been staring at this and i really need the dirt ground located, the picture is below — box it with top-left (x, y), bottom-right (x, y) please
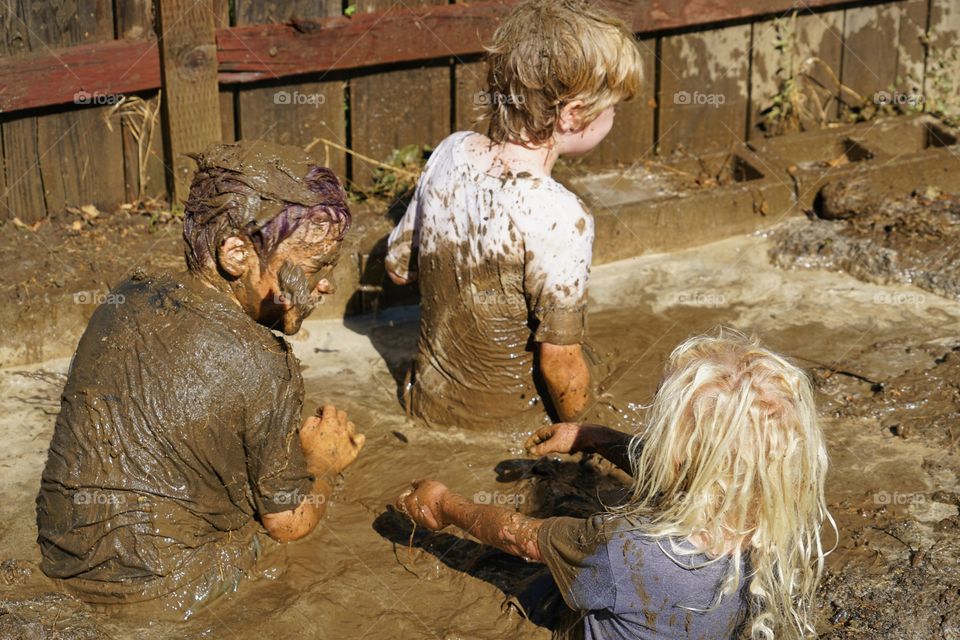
top-left (1, 202), bottom-right (959, 638)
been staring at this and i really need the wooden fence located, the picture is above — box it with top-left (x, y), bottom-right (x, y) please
top-left (0, 0), bottom-right (957, 223)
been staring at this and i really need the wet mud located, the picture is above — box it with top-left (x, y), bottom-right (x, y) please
top-left (770, 183), bottom-right (960, 300)
top-left (36, 271), bottom-right (312, 616)
top-left (1, 231), bottom-right (959, 639)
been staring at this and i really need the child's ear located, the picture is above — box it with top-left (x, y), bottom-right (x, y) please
top-left (558, 100), bottom-right (586, 133)
top-left (217, 236), bottom-right (253, 278)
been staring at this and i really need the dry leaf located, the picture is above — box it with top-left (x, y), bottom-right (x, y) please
top-left (12, 217), bottom-right (43, 232)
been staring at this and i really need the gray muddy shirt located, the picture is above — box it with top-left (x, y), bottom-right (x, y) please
top-left (36, 271), bottom-right (314, 608)
top-left (539, 515), bottom-right (749, 640)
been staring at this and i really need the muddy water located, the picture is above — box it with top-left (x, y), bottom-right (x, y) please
top-left (2, 233), bottom-right (960, 639)
top-left (771, 186), bottom-right (960, 300)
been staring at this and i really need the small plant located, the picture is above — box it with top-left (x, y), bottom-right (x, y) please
top-left (923, 36), bottom-right (960, 126)
top-left (104, 92), bottom-right (163, 206)
top-left (760, 13), bottom-right (862, 134)
top-left (303, 137), bottom-right (430, 201)
top-left (370, 144), bottom-right (432, 199)
top-left (762, 15), bottom-right (802, 134)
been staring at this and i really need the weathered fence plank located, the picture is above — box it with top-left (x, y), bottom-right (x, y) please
top-left (925, 0), bottom-right (960, 122)
top-left (454, 59), bottom-right (488, 134)
top-left (20, 0), bottom-right (125, 218)
top-left (234, 1), bottom-right (346, 180)
top-left (156, 0), bottom-right (222, 204)
top-left (659, 24), bottom-right (752, 153)
top-left (115, 0), bottom-right (166, 202)
top-left (841, 4), bottom-right (900, 111)
top-left (897, 0), bottom-right (928, 98)
top-left (584, 36), bottom-right (657, 168)
top-left (350, 0), bottom-right (451, 186)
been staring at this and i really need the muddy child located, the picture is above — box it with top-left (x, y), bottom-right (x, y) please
top-left (397, 331), bottom-right (833, 639)
top-left (36, 141), bottom-right (365, 617)
top-left (385, 0), bottom-right (643, 429)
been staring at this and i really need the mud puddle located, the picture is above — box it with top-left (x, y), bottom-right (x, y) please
top-left (1, 232), bottom-right (959, 639)
top-left (770, 184), bottom-right (960, 301)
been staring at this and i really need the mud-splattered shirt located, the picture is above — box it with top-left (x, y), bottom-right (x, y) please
top-left (386, 131), bottom-right (594, 429)
top-left (538, 515), bottom-right (748, 640)
top-left (36, 272), bottom-right (314, 607)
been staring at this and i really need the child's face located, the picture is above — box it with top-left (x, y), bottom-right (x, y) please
top-left (556, 105), bottom-right (616, 156)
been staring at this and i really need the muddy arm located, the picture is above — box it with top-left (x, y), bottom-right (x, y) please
top-left (262, 474), bottom-right (334, 542)
top-left (387, 269), bottom-right (417, 286)
top-left (441, 492), bottom-right (545, 562)
top-left (526, 423), bottom-right (635, 475)
top-left (264, 405), bottom-right (365, 543)
top-left (539, 342), bottom-right (591, 422)
top-left (397, 480), bottom-right (544, 562)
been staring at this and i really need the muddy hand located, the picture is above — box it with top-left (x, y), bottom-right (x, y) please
top-left (301, 404), bottom-right (366, 475)
top-left (525, 423), bottom-right (583, 456)
top-left (396, 479), bottom-right (449, 531)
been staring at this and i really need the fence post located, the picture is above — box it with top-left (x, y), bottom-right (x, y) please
top-left (157, 0), bottom-right (222, 205)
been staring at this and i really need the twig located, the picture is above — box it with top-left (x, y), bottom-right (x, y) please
top-left (304, 136), bottom-right (420, 179)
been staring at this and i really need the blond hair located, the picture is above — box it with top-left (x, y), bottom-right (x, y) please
top-left (615, 329), bottom-right (833, 639)
top-left (483, 0), bottom-right (643, 145)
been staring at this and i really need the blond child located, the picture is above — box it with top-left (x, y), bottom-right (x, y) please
top-left (385, 0), bottom-right (643, 429)
top-left (397, 330), bottom-right (833, 639)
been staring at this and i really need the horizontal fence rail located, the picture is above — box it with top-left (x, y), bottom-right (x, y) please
top-left (0, 0), bottom-right (870, 114)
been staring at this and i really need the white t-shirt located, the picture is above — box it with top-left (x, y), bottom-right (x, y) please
top-left (387, 131), bottom-right (594, 429)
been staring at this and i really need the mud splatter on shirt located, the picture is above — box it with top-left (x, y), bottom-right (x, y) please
top-left (387, 132), bottom-right (594, 429)
top-left (36, 272), bottom-right (314, 612)
top-left (538, 515), bottom-right (748, 640)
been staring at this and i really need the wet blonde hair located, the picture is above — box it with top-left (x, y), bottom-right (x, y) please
top-left (483, 0), bottom-right (643, 145)
top-left (615, 329), bottom-right (833, 639)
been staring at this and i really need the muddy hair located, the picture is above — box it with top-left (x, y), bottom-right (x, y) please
top-left (612, 329), bottom-right (834, 640)
top-left (482, 0), bottom-right (643, 145)
top-left (182, 165), bottom-right (351, 274)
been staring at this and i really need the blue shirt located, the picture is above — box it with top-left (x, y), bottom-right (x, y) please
top-left (538, 515), bottom-right (749, 640)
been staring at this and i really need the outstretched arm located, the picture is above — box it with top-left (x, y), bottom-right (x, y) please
top-left (526, 422), bottom-right (634, 475)
top-left (396, 480), bottom-right (544, 562)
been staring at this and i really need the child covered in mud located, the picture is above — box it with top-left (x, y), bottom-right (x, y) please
top-left (397, 331), bottom-right (833, 639)
top-left (36, 140), bottom-right (365, 617)
top-left (385, 0), bottom-right (643, 429)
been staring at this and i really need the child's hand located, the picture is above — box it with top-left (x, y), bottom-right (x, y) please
top-left (525, 423), bottom-right (587, 456)
top-left (396, 479), bottom-right (450, 531)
